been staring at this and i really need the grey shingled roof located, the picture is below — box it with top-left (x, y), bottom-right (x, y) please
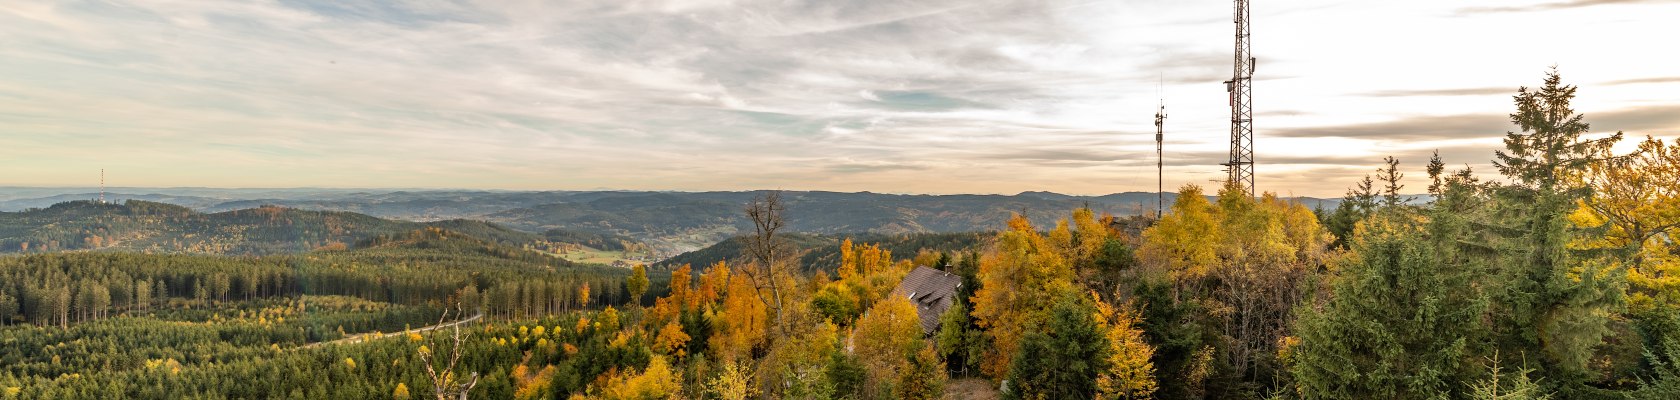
top-left (890, 266), bottom-right (964, 335)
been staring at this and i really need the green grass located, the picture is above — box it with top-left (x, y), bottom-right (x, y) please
top-left (549, 245), bottom-right (650, 266)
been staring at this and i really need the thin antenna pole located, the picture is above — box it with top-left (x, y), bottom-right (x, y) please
top-left (1154, 78), bottom-right (1166, 217)
top-left (100, 168), bottom-right (105, 204)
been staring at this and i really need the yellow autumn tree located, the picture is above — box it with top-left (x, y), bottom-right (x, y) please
top-left (755, 317), bottom-right (842, 397)
top-left (841, 239), bottom-right (899, 301)
top-left (711, 270), bottom-right (769, 364)
top-left (512, 364), bottom-right (557, 400)
top-left (839, 238), bottom-right (859, 281)
top-left (654, 320), bottom-right (691, 358)
top-left (1071, 207), bottom-right (1116, 266)
top-left (670, 263), bottom-right (696, 311)
top-left (853, 295), bottom-right (924, 391)
top-left (971, 213), bottom-right (1076, 378)
top-left (1138, 185), bottom-right (1222, 289)
top-left (813, 238), bottom-right (905, 326)
top-left (577, 282), bottom-right (590, 308)
top-left (706, 361), bottom-right (758, 400)
top-left (601, 355), bottom-right (682, 400)
top-left (1214, 187), bottom-right (1327, 376)
top-left (696, 261), bottom-right (730, 306)
top-left (1092, 292), bottom-right (1158, 399)
top-left (1137, 183), bottom-right (1330, 379)
top-left (1578, 136), bottom-right (1680, 313)
top-left (627, 264), bottom-right (650, 304)
top-left (647, 264), bottom-right (695, 330)
top-left (599, 306), bottom-right (620, 332)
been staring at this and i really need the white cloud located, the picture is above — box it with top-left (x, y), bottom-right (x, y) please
top-left (0, 0), bottom-right (1677, 196)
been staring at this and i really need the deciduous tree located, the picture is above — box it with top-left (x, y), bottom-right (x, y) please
top-left (972, 213), bottom-right (1075, 378)
top-left (626, 264), bottom-right (650, 306)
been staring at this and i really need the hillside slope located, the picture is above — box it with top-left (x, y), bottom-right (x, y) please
top-left (0, 200), bottom-right (632, 257)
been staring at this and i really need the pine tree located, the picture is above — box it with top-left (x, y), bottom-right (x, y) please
top-left (1485, 68), bottom-right (1625, 388)
top-left (1628, 330), bottom-right (1680, 399)
top-left (1325, 175), bottom-right (1378, 250)
top-left (0, 292), bottom-right (15, 326)
top-left (1004, 294), bottom-right (1109, 400)
top-left (1468, 353), bottom-right (1553, 400)
top-left (1291, 203), bottom-right (1485, 399)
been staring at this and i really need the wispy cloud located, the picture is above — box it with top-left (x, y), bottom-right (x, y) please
top-left (1270, 114), bottom-right (1511, 140)
top-left (1453, 0), bottom-right (1675, 15)
top-left (1603, 76), bottom-right (1680, 85)
top-left (0, 0), bottom-right (1676, 197)
top-left (1359, 87), bottom-right (1515, 97)
top-left (1590, 105), bottom-right (1680, 134)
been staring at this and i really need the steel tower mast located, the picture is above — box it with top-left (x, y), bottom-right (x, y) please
top-left (1223, 0), bottom-right (1255, 195)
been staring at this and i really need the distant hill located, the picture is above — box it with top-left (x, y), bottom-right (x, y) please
top-left (0, 200), bottom-right (636, 258)
top-left (480, 190), bottom-right (1254, 255)
top-left (0, 192), bottom-right (228, 211)
top-left (352, 226), bottom-right (579, 269)
top-left (0, 188), bottom-right (1356, 257)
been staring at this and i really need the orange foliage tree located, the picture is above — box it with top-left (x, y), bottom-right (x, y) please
top-left (971, 213), bottom-right (1076, 378)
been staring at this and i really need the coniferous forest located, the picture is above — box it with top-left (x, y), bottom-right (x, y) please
top-left (1, 71), bottom-right (1677, 399)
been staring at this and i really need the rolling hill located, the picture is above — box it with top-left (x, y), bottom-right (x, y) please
top-left (0, 200), bottom-right (633, 258)
top-left (0, 188), bottom-right (1352, 257)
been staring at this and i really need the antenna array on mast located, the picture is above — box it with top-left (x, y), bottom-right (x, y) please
top-left (1154, 86), bottom-right (1166, 218)
top-left (1223, 0), bottom-right (1256, 195)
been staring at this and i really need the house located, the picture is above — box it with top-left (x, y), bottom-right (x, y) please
top-left (889, 266), bottom-right (965, 336)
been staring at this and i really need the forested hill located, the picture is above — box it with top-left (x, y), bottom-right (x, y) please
top-left (479, 191), bottom-right (1252, 255)
top-left (482, 191), bottom-right (1183, 236)
top-left (0, 200), bottom-right (626, 257)
top-left (1, 189), bottom-right (1351, 256)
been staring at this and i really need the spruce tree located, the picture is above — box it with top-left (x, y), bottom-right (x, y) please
top-left (1291, 202), bottom-right (1485, 399)
top-left (1486, 68), bottom-right (1625, 388)
top-left (1004, 294), bottom-right (1110, 399)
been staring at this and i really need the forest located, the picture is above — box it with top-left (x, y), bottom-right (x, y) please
top-left (0, 199), bottom-right (612, 256)
top-left (1, 71), bottom-right (1678, 399)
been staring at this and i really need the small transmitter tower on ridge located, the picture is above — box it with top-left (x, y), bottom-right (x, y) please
top-left (1154, 98), bottom-right (1166, 217)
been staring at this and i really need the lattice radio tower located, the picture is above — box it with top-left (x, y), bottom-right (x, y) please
top-left (1222, 0), bottom-right (1255, 195)
top-left (1154, 92), bottom-right (1166, 217)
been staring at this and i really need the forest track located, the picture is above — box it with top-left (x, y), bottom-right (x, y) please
top-left (300, 312), bottom-right (482, 349)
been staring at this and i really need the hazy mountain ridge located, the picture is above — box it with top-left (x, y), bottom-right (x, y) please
top-left (0, 188), bottom-right (1353, 256)
top-left (0, 200), bottom-right (606, 257)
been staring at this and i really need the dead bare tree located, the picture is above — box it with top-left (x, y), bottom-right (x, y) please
top-left (419, 305), bottom-right (479, 400)
top-left (742, 190), bottom-right (789, 334)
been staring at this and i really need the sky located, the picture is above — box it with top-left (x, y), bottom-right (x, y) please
top-left (3, 0), bottom-right (1678, 197)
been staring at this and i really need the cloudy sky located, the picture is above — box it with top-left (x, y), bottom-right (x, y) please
top-left (3, 0), bottom-right (1677, 197)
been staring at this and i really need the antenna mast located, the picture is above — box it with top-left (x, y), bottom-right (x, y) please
top-left (1154, 88), bottom-right (1166, 217)
top-left (100, 168), bottom-right (105, 204)
top-left (1223, 0), bottom-right (1256, 195)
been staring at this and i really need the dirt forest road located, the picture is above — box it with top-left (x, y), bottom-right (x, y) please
top-left (301, 312), bottom-right (483, 349)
